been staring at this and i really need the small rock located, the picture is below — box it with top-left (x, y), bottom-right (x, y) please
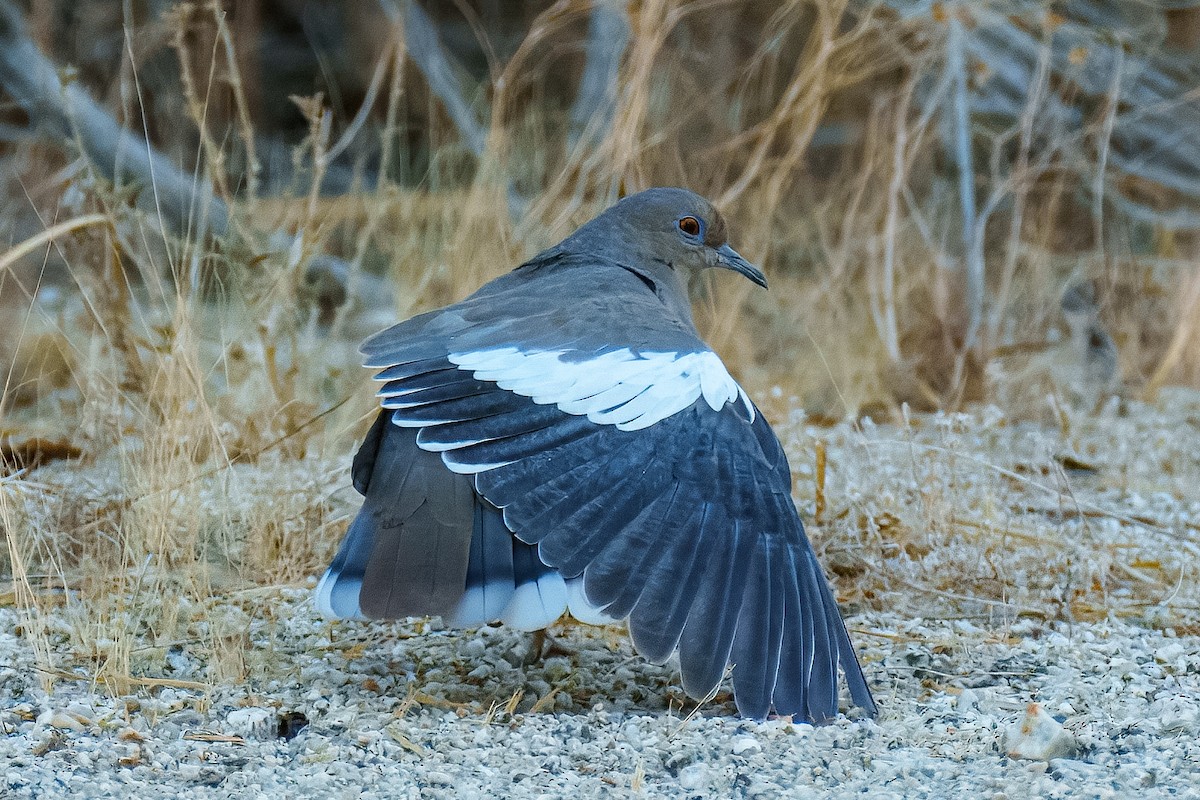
top-left (678, 763), bottom-right (709, 791)
top-left (274, 710), bottom-right (307, 743)
top-left (731, 735), bottom-right (761, 756)
top-left (1153, 696), bottom-right (1198, 734)
top-left (957, 689), bottom-right (979, 713)
top-left (663, 749), bottom-right (696, 774)
top-left (11, 704), bottom-right (36, 722)
top-left (36, 709), bottom-right (87, 732)
top-left (1155, 642), bottom-right (1186, 666)
top-left (117, 727), bottom-right (144, 742)
top-left (225, 707), bottom-right (275, 740)
top-left (65, 701), bottom-right (98, 721)
top-left (31, 731), bottom-right (65, 756)
top-left (466, 664), bottom-right (492, 680)
top-left (1005, 703), bottom-right (1077, 761)
top-left (277, 711), bottom-right (309, 740)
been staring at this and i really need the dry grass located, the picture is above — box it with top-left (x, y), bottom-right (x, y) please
top-left (1, 0), bottom-right (1199, 698)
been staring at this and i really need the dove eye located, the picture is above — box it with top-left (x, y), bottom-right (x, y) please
top-left (678, 216), bottom-right (702, 237)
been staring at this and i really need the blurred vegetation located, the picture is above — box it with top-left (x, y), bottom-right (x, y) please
top-left (3, 1), bottom-right (1200, 412)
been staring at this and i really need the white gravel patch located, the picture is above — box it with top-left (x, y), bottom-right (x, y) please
top-left (3, 597), bottom-right (1200, 798)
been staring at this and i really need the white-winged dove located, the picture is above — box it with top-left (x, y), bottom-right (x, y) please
top-left (317, 188), bottom-right (876, 722)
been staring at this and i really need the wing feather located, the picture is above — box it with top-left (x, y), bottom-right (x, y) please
top-left (622, 502), bottom-right (716, 663)
top-left (799, 550), bottom-right (838, 722)
top-left (729, 542), bottom-right (787, 719)
top-left (583, 483), bottom-right (690, 619)
top-left (674, 519), bottom-right (756, 700)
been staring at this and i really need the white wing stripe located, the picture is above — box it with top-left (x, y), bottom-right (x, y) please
top-left (699, 353), bottom-right (735, 411)
top-left (443, 456), bottom-right (514, 474)
top-left (439, 348), bottom-right (753, 429)
top-left (615, 384), bottom-right (703, 431)
top-left (595, 377), bottom-right (691, 426)
top-left (558, 380), bottom-right (648, 415)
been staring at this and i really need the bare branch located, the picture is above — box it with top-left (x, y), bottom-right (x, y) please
top-left (0, 0), bottom-right (227, 236)
top-left (383, 0), bottom-right (487, 157)
top-left (947, 15), bottom-right (984, 351)
top-left (0, 0), bottom-right (388, 320)
top-left (379, 0), bottom-right (527, 219)
top-left (568, 0), bottom-right (629, 153)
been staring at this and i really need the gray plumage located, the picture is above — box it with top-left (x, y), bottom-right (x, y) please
top-left (317, 187), bottom-right (877, 722)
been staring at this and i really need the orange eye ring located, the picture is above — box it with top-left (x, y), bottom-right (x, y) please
top-left (678, 216), bottom-right (702, 237)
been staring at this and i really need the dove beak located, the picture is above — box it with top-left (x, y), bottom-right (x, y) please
top-left (714, 243), bottom-right (768, 289)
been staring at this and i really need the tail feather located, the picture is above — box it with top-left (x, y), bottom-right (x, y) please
top-left (500, 542), bottom-right (567, 631)
top-left (324, 413), bottom-right (573, 632)
top-left (315, 509), bottom-right (374, 619)
top-left (446, 497), bottom-right (517, 626)
top-left (322, 415), bottom-right (478, 620)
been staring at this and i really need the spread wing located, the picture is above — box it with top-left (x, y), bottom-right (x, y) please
top-left (357, 260), bottom-right (875, 721)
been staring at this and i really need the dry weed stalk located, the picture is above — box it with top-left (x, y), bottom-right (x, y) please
top-left (0, 475), bottom-right (60, 692)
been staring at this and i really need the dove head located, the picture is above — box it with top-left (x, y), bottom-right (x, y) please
top-left (560, 188), bottom-right (766, 298)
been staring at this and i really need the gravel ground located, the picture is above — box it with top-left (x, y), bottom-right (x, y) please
top-left (3, 392), bottom-right (1200, 798)
top-left (4, 602), bottom-right (1200, 799)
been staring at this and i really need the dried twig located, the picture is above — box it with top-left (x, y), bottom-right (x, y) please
top-left (0, 214), bottom-right (111, 276)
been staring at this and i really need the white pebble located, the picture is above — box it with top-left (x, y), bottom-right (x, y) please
top-left (679, 763), bottom-right (709, 790)
top-left (37, 710), bottom-right (87, 732)
top-left (1156, 643), bottom-right (1186, 665)
top-left (731, 735), bottom-right (762, 756)
top-left (225, 707), bottom-right (276, 740)
top-left (1005, 704), bottom-right (1077, 761)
